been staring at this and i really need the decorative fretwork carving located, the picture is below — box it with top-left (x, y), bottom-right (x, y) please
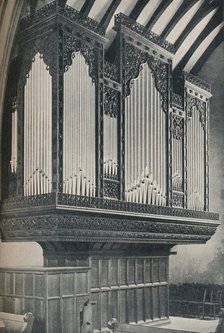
top-left (104, 61), bottom-right (120, 82)
top-left (187, 95), bottom-right (206, 129)
top-left (197, 99), bottom-right (206, 130)
top-left (147, 55), bottom-right (168, 111)
top-left (115, 13), bottom-right (175, 54)
top-left (172, 193), bottom-right (184, 208)
top-left (104, 86), bottom-right (119, 118)
top-left (63, 33), bottom-right (98, 80)
top-left (172, 93), bottom-right (183, 110)
top-left (19, 1), bottom-right (105, 36)
top-left (0, 193), bottom-right (219, 220)
top-left (20, 29), bottom-right (57, 84)
top-left (125, 43), bottom-right (146, 96)
top-left (104, 180), bottom-right (119, 199)
top-left (124, 43), bottom-right (169, 111)
top-left (0, 214), bottom-right (217, 244)
top-left (185, 72), bottom-right (211, 93)
top-left (172, 115), bottom-right (184, 140)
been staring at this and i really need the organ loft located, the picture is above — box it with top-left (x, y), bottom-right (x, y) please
top-left (0, 1), bottom-right (220, 333)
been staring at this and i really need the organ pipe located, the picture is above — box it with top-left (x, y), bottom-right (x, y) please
top-left (187, 98), bottom-right (205, 211)
top-left (23, 53), bottom-right (52, 196)
top-left (172, 115), bottom-right (184, 193)
top-left (63, 51), bottom-right (96, 197)
top-left (125, 62), bottom-right (167, 206)
top-left (10, 99), bottom-right (18, 174)
top-left (104, 114), bottom-right (118, 178)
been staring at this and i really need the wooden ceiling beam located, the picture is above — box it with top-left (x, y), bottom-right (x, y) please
top-left (190, 29), bottom-right (223, 75)
top-left (161, 0), bottom-right (199, 39)
top-left (174, 0), bottom-right (219, 50)
top-left (79, 0), bottom-right (95, 16)
top-left (99, 0), bottom-right (121, 30)
top-left (145, 0), bottom-right (173, 30)
top-left (175, 9), bottom-right (223, 72)
top-left (129, 0), bottom-right (151, 21)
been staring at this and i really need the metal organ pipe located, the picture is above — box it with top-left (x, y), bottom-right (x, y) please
top-left (10, 100), bottom-right (18, 174)
top-left (23, 53), bottom-right (52, 196)
top-left (187, 99), bottom-right (205, 211)
top-left (103, 86), bottom-right (118, 181)
top-left (125, 62), bottom-right (167, 206)
top-left (63, 52), bottom-right (96, 197)
top-left (172, 114), bottom-right (183, 195)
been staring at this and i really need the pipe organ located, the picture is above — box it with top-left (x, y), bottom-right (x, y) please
top-left (23, 53), bottom-right (52, 196)
top-left (125, 63), bottom-right (167, 206)
top-left (63, 51), bottom-right (96, 197)
top-left (0, 4), bottom-right (219, 333)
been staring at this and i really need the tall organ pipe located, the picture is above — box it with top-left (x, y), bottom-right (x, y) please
top-left (187, 101), bottom-right (205, 211)
top-left (63, 52), bottom-right (96, 196)
top-left (10, 101), bottom-right (18, 174)
top-left (24, 53), bottom-right (52, 196)
top-left (125, 62), bottom-right (167, 206)
top-left (103, 113), bottom-right (118, 178)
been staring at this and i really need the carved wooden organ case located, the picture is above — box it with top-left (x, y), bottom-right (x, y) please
top-left (1, 3), bottom-right (218, 245)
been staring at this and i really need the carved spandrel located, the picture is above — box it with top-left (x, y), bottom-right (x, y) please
top-left (104, 87), bottom-right (119, 118)
top-left (124, 43), bottom-right (168, 112)
top-left (125, 43), bottom-right (146, 97)
top-left (63, 33), bottom-right (98, 81)
top-left (187, 94), bottom-right (206, 130)
top-left (20, 30), bottom-right (57, 85)
top-left (172, 115), bottom-right (184, 140)
top-left (104, 61), bottom-right (120, 82)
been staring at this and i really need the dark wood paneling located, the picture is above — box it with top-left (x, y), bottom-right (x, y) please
top-left (48, 299), bottom-right (61, 333)
top-left (90, 256), bottom-right (169, 329)
top-left (101, 292), bottom-right (109, 328)
top-left (144, 287), bottom-right (152, 321)
top-left (136, 288), bottom-right (144, 323)
top-left (0, 268), bottom-right (90, 333)
top-left (24, 273), bottom-right (33, 296)
top-left (152, 287), bottom-right (159, 319)
top-left (120, 259), bottom-right (127, 285)
top-left (127, 289), bottom-right (135, 323)
top-left (119, 290), bottom-right (127, 323)
top-left (101, 260), bottom-right (109, 287)
top-left (63, 298), bottom-right (74, 333)
top-left (61, 273), bottom-right (74, 295)
top-left (15, 273), bottom-right (23, 295)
